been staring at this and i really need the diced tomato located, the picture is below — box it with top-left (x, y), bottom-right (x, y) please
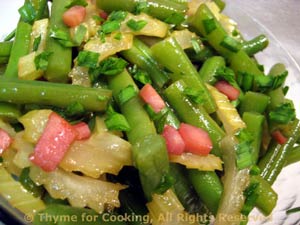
top-left (272, 130), bottom-right (287, 145)
top-left (73, 122), bottom-right (91, 140)
top-left (162, 125), bottom-right (185, 155)
top-left (0, 129), bottom-right (13, 156)
top-left (99, 10), bottom-right (108, 21)
top-left (140, 83), bottom-right (166, 113)
top-left (30, 112), bottom-right (77, 172)
top-left (178, 123), bottom-right (213, 155)
top-left (62, 6), bottom-right (86, 27)
top-left (214, 80), bottom-right (240, 101)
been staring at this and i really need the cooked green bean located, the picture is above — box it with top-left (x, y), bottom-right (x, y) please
top-left (108, 70), bottom-right (156, 142)
top-left (96, 0), bottom-right (187, 24)
top-left (198, 56), bottom-right (225, 84)
top-left (243, 112), bottom-right (265, 163)
top-left (4, 21), bottom-right (32, 78)
top-left (108, 70), bottom-right (170, 200)
top-left (285, 146), bottom-right (300, 166)
top-left (0, 77), bottom-right (112, 112)
top-left (26, 0), bottom-right (48, 20)
top-left (0, 41), bottom-right (13, 57)
top-left (0, 102), bottom-right (21, 122)
top-left (121, 38), bottom-right (169, 89)
top-left (259, 119), bottom-right (300, 184)
top-left (151, 37), bottom-right (216, 113)
top-left (44, 0), bottom-right (72, 82)
top-left (189, 4), bottom-right (263, 76)
top-left (169, 163), bottom-right (208, 214)
top-left (3, 29), bottom-right (16, 42)
top-left (239, 91), bottom-right (270, 115)
top-left (164, 80), bottom-right (225, 156)
top-left (242, 34), bottom-right (269, 56)
top-left (188, 170), bottom-right (223, 215)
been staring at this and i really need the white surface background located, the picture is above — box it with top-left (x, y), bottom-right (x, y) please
top-left (0, 1), bottom-right (300, 225)
top-left (229, 0), bottom-right (300, 67)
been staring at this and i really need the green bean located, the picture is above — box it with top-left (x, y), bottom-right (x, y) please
top-left (259, 119), bottom-right (300, 184)
top-left (151, 37), bottom-right (216, 113)
top-left (132, 134), bottom-right (170, 200)
top-left (239, 91), bottom-right (270, 115)
top-left (4, 29), bottom-right (16, 42)
top-left (285, 146), bottom-right (300, 166)
top-left (96, 0), bottom-right (187, 23)
top-left (267, 88), bottom-right (286, 110)
top-left (4, 21), bottom-right (32, 78)
top-left (243, 112), bottom-right (265, 164)
top-left (242, 34), bottom-right (269, 56)
top-left (121, 38), bottom-right (169, 89)
top-left (229, 50), bottom-right (264, 76)
top-left (0, 77), bottom-right (112, 112)
top-left (44, 0), bottom-right (72, 82)
top-left (169, 163), bottom-right (207, 214)
top-left (185, 46), bottom-right (214, 63)
top-left (252, 175), bottom-right (278, 216)
top-left (108, 70), bottom-right (170, 200)
top-left (188, 4), bottom-right (233, 58)
top-left (198, 56), bottom-right (225, 84)
top-left (241, 175), bottom-right (278, 223)
top-left (108, 70), bottom-right (156, 143)
top-left (188, 170), bottom-right (223, 215)
top-left (0, 41), bottom-right (13, 57)
top-left (26, 0), bottom-right (48, 20)
top-left (189, 4), bottom-right (263, 76)
top-left (164, 80), bottom-right (225, 156)
top-left (0, 102), bottom-right (21, 122)
top-left (267, 63), bottom-right (287, 109)
top-left (169, 0), bottom-right (188, 5)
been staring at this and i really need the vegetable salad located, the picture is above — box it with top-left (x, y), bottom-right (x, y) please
top-left (0, 0), bottom-right (299, 225)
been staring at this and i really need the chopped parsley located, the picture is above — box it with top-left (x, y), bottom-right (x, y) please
top-left (108, 11), bottom-right (128, 21)
top-left (117, 85), bottom-right (138, 105)
top-left (134, 1), bottom-right (149, 14)
top-left (101, 20), bottom-right (121, 34)
top-left (235, 129), bottom-right (254, 169)
top-left (129, 65), bottom-right (152, 85)
top-left (90, 57), bottom-right (128, 76)
top-left (126, 19), bottom-right (148, 31)
top-left (164, 13), bottom-right (185, 25)
top-left (220, 35), bottom-right (242, 52)
top-left (32, 35), bottom-right (42, 52)
top-left (73, 25), bottom-right (87, 45)
top-left (202, 18), bottom-right (217, 35)
top-left (34, 51), bottom-right (52, 71)
top-left (184, 87), bottom-right (205, 104)
top-left (105, 108), bottom-right (131, 131)
top-left (49, 28), bottom-right (75, 47)
top-left (18, 2), bottom-right (36, 24)
top-left (269, 102), bottom-right (296, 124)
top-left (77, 51), bottom-right (100, 69)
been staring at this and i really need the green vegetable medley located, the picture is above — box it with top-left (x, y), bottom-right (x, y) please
top-left (0, 0), bottom-right (299, 225)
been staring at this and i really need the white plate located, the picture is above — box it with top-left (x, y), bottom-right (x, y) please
top-left (1, 1), bottom-right (300, 225)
